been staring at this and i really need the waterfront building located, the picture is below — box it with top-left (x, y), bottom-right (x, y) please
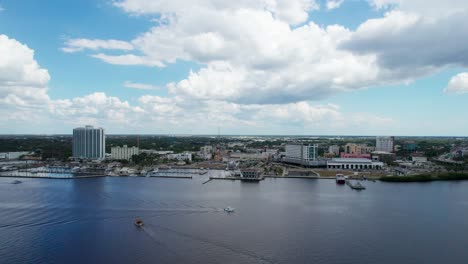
top-left (110, 145), bottom-right (139, 160)
top-left (240, 169), bottom-right (261, 179)
top-left (283, 144), bottom-right (318, 166)
top-left (340, 153), bottom-right (371, 159)
top-left (72, 125), bottom-right (105, 159)
top-left (376, 136), bottom-right (394, 153)
top-left (328, 145), bottom-right (340, 156)
top-left (327, 158), bottom-right (383, 170)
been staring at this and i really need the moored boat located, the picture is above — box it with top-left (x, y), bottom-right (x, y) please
top-left (336, 174), bottom-right (346, 184)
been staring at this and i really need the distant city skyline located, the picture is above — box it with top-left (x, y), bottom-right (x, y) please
top-left (1, 0), bottom-right (468, 136)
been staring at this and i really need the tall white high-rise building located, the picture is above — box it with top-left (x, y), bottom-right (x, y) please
top-left (375, 136), bottom-right (394, 153)
top-left (72, 125), bottom-right (105, 159)
top-left (111, 145), bottom-right (139, 160)
top-left (283, 144), bottom-right (318, 165)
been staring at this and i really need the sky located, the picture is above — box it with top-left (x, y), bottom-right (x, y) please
top-left (0, 0), bottom-right (468, 136)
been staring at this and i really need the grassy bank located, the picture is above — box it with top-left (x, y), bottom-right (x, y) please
top-left (380, 173), bottom-right (468, 182)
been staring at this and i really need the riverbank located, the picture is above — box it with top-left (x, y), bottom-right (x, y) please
top-left (380, 173), bottom-right (468, 182)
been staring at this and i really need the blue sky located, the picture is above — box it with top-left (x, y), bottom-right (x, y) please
top-left (0, 0), bottom-right (467, 135)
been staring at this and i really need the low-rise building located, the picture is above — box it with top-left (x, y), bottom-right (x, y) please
top-left (340, 153), bottom-right (371, 159)
top-left (111, 145), bottom-right (139, 160)
top-left (327, 158), bottom-right (384, 170)
top-left (344, 143), bottom-right (374, 155)
top-left (230, 152), bottom-right (264, 160)
top-left (240, 169), bottom-right (261, 179)
top-left (167, 152), bottom-right (192, 162)
top-left (140, 150), bottom-right (174, 155)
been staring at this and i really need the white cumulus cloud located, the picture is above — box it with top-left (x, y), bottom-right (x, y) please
top-left (326, 0), bottom-right (344, 10)
top-left (61, 0), bottom-right (468, 106)
top-left (444, 72), bottom-right (468, 94)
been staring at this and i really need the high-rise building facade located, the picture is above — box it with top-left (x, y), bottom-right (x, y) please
top-left (72, 125), bottom-right (105, 159)
top-left (375, 136), bottom-right (394, 153)
top-left (111, 145), bottom-right (139, 160)
top-left (283, 144), bottom-right (318, 165)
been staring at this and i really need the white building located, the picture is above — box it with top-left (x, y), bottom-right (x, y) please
top-left (283, 144), bottom-right (318, 166)
top-left (200, 145), bottom-right (213, 154)
top-left (199, 146), bottom-right (213, 160)
top-left (111, 145), bottom-right (139, 160)
top-left (72, 125), bottom-right (105, 159)
top-left (327, 158), bottom-right (384, 170)
top-left (167, 152), bottom-right (192, 162)
top-left (376, 136), bottom-right (394, 153)
top-left (328, 145), bottom-right (340, 156)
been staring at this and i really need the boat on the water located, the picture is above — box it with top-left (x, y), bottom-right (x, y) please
top-left (352, 182), bottom-right (366, 190)
top-left (134, 218), bottom-right (144, 227)
top-left (336, 174), bottom-right (346, 184)
top-left (348, 181), bottom-right (366, 190)
top-left (224, 206), bottom-right (235, 212)
top-left (11, 180), bottom-right (22, 184)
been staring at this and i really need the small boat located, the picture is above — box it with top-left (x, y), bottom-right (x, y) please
top-left (336, 174), bottom-right (346, 184)
top-left (11, 180), bottom-right (22, 184)
top-left (134, 218), bottom-right (144, 227)
top-left (224, 206), bottom-right (235, 212)
top-left (349, 181), bottom-right (366, 190)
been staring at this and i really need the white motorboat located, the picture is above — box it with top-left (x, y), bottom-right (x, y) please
top-left (224, 206), bottom-right (235, 212)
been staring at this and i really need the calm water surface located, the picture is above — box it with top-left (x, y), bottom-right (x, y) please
top-left (1, 176), bottom-right (468, 264)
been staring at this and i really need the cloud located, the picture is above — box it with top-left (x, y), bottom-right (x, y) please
top-left (69, 0), bottom-right (468, 105)
top-left (326, 0), bottom-right (344, 10)
top-left (113, 0), bottom-right (319, 25)
top-left (123, 81), bottom-right (160, 90)
top-left (3, 33), bottom-right (396, 134)
top-left (342, 10), bottom-right (468, 72)
top-left (85, 5), bottom-right (383, 104)
top-left (444, 72), bottom-right (468, 94)
top-left (91, 53), bottom-right (165, 67)
top-left (0, 4), bottom-right (4, 12)
top-left (0, 34), bottom-right (50, 105)
top-left (62, 38), bottom-right (134, 53)
top-left (369, 0), bottom-right (468, 17)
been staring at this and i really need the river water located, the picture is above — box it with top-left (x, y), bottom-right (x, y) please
top-left (1, 176), bottom-right (467, 264)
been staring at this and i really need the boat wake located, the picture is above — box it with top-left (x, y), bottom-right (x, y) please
top-left (145, 223), bottom-right (278, 264)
